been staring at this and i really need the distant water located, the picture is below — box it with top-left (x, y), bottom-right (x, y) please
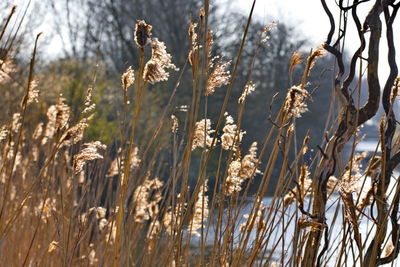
top-left (202, 170), bottom-right (400, 266)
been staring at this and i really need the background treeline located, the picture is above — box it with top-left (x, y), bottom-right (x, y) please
top-left (1, 0), bottom-right (340, 194)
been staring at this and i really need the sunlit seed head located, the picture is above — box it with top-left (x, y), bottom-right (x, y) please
top-left (221, 113), bottom-right (245, 151)
top-left (73, 141), bottom-right (106, 174)
top-left (171, 114), bottom-right (178, 133)
top-left (205, 58), bottom-right (231, 96)
top-left (192, 119), bottom-right (215, 150)
top-left (121, 66), bottom-right (135, 90)
top-left (134, 20), bottom-right (152, 48)
top-left (27, 79), bottom-right (40, 105)
top-left (143, 38), bottom-right (178, 84)
top-left (238, 81), bottom-right (256, 104)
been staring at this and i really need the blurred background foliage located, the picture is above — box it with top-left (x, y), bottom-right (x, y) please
top-left (1, 0), bottom-right (339, 194)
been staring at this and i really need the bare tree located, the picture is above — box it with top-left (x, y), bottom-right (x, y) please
top-left (301, 1), bottom-right (400, 266)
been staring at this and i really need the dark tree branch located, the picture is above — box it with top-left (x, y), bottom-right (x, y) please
top-left (381, 0), bottom-right (399, 115)
top-left (338, 0), bottom-right (371, 11)
top-left (321, 0), bottom-right (336, 44)
top-left (341, 0), bottom-right (366, 106)
top-left (358, 1), bottom-right (382, 125)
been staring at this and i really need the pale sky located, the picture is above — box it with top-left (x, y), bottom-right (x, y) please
top-left (235, 0), bottom-right (400, 87)
top-left (236, 0), bottom-right (329, 45)
top-left (7, 0), bottom-right (400, 84)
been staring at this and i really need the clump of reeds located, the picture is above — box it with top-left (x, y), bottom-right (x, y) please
top-left (1, 2), bottom-right (400, 267)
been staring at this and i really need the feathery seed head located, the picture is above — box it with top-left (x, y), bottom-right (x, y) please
top-left (188, 22), bottom-right (198, 48)
top-left (27, 79), bottom-right (40, 104)
top-left (0, 58), bottom-right (15, 84)
top-left (188, 22), bottom-right (199, 67)
top-left (89, 206), bottom-right (107, 219)
top-left (199, 8), bottom-right (205, 18)
top-left (143, 38), bottom-right (178, 84)
top-left (283, 85), bottom-right (312, 119)
top-left (32, 122), bottom-right (44, 140)
top-left (121, 66), bottom-right (135, 90)
top-left (192, 119), bottom-right (215, 150)
top-left (163, 194), bottom-right (186, 236)
top-left (238, 81), bottom-right (256, 104)
top-left (35, 197), bottom-right (57, 221)
top-left (82, 86), bottom-right (96, 114)
top-left (107, 147), bottom-right (140, 178)
top-left (133, 176), bottom-right (163, 223)
top-left (240, 198), bottom-right (267, 232)
top-left (48, 241), bottom-right (59, 253)
top-left (73, 141), bottom-right (106, 174)
top-left (42, 96), bottom-right (71, 145)
top-left (0, 126), bottom-right (8, 142)
top-left (240, 142), bottom-right (261, 179)
top-left (134, 20), bottom-right (152, 48)
top-left (221, 113), bottom-right (245, 151)
top-left (260, 21), bottom-right (277, 43)
top-left (190, 179), bottom-right (209, 237)
top-left (284, 164), bottom-right (312, 207)
top-left (206, 29), bottom-right (214, 59)
top-left (171, 114), bottom-right (178, 133)
top-left (11, 113), bottom-right (21, 133)
top-left (205, 58), bottom-right (231, 96)
top-left (390, 77), bottom-right (400, 103)
top-left (61, 114), bottom-right (94, 146)
top-left (225, 159), bottom-right (243, 195)
top-left (225, 142), bottom-right (260, 195)
top-left (304, 43), bottom-right (326, 78)
top-left (289, 51), bottom-right (303, 75)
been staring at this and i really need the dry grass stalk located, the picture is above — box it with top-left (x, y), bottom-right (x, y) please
top-left (163, 194), bottom-right (186, 236)
top-left (2, 2), bottom-right (400, 266)
top-left (107, 146), bottom-right (140, 178)
top-left (283, 163), bottom-right (311, 206)
top-left (239, 197), bottom-right (268, 244)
